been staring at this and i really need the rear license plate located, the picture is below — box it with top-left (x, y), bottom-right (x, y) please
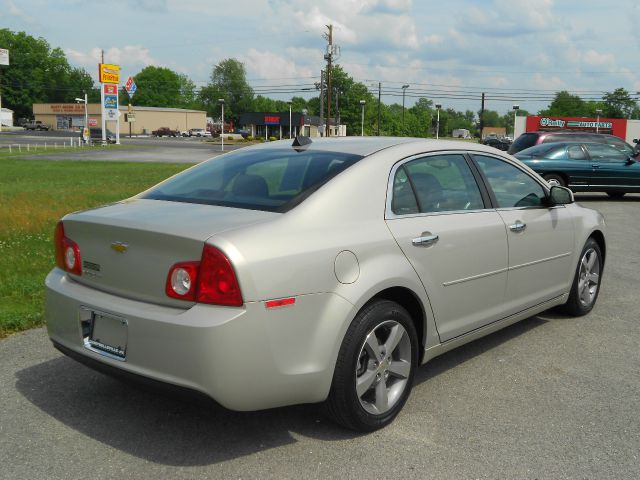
top-left (80, 308), bottom-right (128, 361)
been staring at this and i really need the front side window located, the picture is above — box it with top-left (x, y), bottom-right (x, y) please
top-left (391, 154), bottom-right (484, 215)
top-left (474, 155), bottom-right (546, 208)
top-left (604, 137), bottom-right (634, 156)
top-left (141, 148), bottom-right (363, 212)
top-left (586, 143), bottom-right (629, 162)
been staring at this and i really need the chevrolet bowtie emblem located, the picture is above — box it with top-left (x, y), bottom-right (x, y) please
top-left (110, 241), bottom-right (129, 253)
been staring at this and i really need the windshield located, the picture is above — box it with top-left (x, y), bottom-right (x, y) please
top-left (141, 148), bottom-right (363, 212)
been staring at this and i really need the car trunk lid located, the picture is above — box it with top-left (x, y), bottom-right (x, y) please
top-left (62, 199), bottom-right (278, 307)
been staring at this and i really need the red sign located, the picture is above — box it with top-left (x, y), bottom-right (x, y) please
top-left (525, 115), bottom-right (628, 140)
top-left (125, 76), bottom-right (134, 91)
top-left (264, 115), bottom-right (280, 125)
top-left (88, 118), bottom-right (98, 127)
top-left (103, 84), bottom-right (118, 95)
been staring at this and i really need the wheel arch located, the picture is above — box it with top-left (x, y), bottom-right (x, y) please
top-left (367, 286), bottom-right (428, 362)
top-left (589, 229), bottom-right (606, 265)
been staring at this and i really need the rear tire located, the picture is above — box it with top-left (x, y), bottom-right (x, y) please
top-left (561, 238), bottom-right (603, 316)
top-left (325, 300), bottom-right (418, 431)
top-left (543, 173), bottom-right (566, 187)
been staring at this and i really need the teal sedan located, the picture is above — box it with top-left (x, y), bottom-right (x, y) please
top-left (515, 141), bottom-right (640, 198)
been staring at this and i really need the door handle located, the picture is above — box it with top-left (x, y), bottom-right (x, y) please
top-left (412, 233), bottom-right (439, 247)
top-left (509, 221), bottom-right (526, 233)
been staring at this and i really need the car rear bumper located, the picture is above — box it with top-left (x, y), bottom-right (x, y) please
top-left (45, 268), bottom-right (354, 411)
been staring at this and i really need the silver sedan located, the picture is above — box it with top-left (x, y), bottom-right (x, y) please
top-left (46, 137), bottom-right (605, 431)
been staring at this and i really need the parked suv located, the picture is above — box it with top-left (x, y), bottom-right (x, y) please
top-left (509, 131), bottom-right (639, 157)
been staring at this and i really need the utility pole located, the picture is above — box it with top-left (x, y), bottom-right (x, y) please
top-left (377, 82), bottom-right (381, 136)
top-left (324, 25), bottom-right (333, 136)
top-left (479, 92), bottom-right (485, 140)
top-left (317, 70), bottom-right (325, 136)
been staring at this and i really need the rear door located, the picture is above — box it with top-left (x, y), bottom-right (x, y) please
top-left (385, 153), bottom-right (509, 342)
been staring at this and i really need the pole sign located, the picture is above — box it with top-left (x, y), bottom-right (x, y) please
top-left (0, 49), bottom-right (9, 66)
top-left (99, 63), bottom-right (120, 144)
top-left (99, 63), bottom-right (120, 84)
top-left (124, 76), bottom-right (137, 99)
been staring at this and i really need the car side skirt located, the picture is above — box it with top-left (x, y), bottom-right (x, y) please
top-left (420, 293), bottom-right (568, 365)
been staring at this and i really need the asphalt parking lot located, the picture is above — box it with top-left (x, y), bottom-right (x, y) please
top-left (0, 153), bottom-right (638, 478)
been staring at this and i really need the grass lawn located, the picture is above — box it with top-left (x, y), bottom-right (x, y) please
top-left (0, 156), bottom-right (192, 338)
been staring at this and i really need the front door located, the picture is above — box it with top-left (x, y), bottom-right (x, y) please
top-left (585, 143), bottom-right (640, 190)
top-left (472, 154), bottom-right (575, 315)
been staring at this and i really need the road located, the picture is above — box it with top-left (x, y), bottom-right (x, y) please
top-left (0, 131), bottom-right (244, 163)
top-left (1, 188), bottom-right (639, 478)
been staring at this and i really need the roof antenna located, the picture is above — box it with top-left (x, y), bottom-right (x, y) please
top-left (292, 136), bottom-right (312, 147)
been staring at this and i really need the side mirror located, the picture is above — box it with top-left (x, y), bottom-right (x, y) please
top-left (633, 139), bottom-right (639, 144)
top-left (549, 186), bottom-right (574, 205)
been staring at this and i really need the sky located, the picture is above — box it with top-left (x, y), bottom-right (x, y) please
top-left (2, 0), bottom-right (640, 115)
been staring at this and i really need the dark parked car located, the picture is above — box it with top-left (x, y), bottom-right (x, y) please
top-left (515, 141), bottom-right (640, 198)
top-left (482, 136), bottom-right (511, 151)
top-left (509, 131), bottom-right (639, 157)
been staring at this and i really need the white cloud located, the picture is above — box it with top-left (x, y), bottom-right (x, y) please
top-left (242, 48), bottom-right (315, 81)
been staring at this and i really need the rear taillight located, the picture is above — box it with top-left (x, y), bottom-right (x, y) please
top-left (54, 221), bottom-right (82, 276)
top-left (165, 245), bottom-right (243, 306)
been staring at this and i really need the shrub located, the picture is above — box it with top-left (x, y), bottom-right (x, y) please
top-left (269, 136), bottom-right (278, 142)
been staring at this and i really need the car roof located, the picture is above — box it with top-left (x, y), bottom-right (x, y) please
top-left (248, 137), bottom-right (495, 157)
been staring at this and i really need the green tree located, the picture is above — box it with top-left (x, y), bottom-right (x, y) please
top-left (0, 29), bottom-right (96, 118)
top-left (539, 90), bottom-right (588, 117)
top-left (602, 88), bottom-right (637, 119)
top-left (127, 66), bottom-right (195, 108)
top-left (200, 58), bottom-right (254, 121)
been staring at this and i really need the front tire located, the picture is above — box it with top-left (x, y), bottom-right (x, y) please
top-left (561, 238), bottom-right (603, 316)
top-left (325, 300), bottom-right (418, 431)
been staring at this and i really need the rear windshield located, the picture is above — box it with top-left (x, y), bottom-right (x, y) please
top-left (141, 148), bottom-right (363, 212)
top-left (509, 133), bottom-right (538, 154)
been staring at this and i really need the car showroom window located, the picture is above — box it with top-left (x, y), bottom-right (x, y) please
top-left (393, 154), bottom-right (484, 214)
top-left (473, 155), bottom-right (546, 208)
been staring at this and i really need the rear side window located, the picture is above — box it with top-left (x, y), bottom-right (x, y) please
top-left (391, 154), bottom-right (484, 214)
top-left (141, 148), bottom-right (363, 212)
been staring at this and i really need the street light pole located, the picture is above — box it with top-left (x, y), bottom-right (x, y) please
top-left (435, 103), bottom-right (441, 140)
top-left (402, 84), bottom-right (409, 134)
top-left (288, 101), bottom-right (292, 138)
top-left (595, 108), bottom-right (602, 133)
top-left (512, 104), bottom-right (520, 140)
top-left (218, 98), bottom-right (225, 152)
top-left (360, 100), bottom-right (366, 136)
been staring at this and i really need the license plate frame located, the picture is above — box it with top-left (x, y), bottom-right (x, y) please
top-left (80, 307), bottom-right (128, 361)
